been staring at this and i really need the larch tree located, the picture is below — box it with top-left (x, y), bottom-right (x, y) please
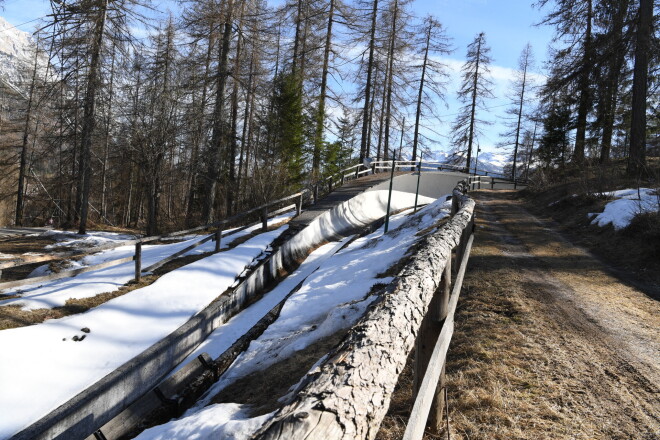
top-left (450, 32), bottom-right (494, 173)
top-left (410, 15), bottom-right (451, 163)
top-left (628, 0), bottom-right (654, 176)
top-left (500, 43), bottom-right (535, 181)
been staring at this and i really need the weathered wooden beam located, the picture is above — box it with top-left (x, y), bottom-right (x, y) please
top-left (251, 194), bottom-right (475, 440)
top-left (404, 232), bottom-right (474, 440)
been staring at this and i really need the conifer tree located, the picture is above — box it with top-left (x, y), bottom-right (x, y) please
top-left (451, 32), bottom-right (494, 173)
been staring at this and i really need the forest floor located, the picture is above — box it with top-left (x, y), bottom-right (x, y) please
top-left (378, 189), bottom-right (660, 440)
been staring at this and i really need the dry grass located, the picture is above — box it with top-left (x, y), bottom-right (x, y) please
top-left (376, 190), bottom-right (660, 440)
top-left (441, 191), bottom-right (660, 440)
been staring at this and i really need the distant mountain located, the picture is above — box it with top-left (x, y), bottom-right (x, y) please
top-left (0, 16), bottom-right (36, 92)
top-left (424, 149), bottom-right (511, 176)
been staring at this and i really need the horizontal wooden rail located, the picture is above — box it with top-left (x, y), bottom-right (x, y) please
top-left (251, 181), bottom-right (475, 439)
top-left (0, 191), bottom-right (306, 274)
top-left (0, 256), bottom-right (136, 290)
top-left (0, 204), bottom-right (299, 291)
top-left (404, 232), bottom-right (474, 440)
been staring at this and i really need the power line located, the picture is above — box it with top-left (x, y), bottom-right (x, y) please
top-left (0, 17), bottom-right (44, 35)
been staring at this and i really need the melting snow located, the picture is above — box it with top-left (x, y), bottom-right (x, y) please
top-left (140, 196), bottom-right (452, 438)
top-left (0, 223), bottom-right (289, 440)
top-left (0, 213), bottom-right (293, 310)
top-left (590, 188), bottom-right (659, 230)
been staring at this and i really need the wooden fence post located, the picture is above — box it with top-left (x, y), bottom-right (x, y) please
top-left (328, 180), bottom-right (332, 193)
top-left (261, 207), bottom-right (268, 231)
top-left (341, 174), bottom-right (345, 186)
top-left (134, 242), bottom-right (142, 282)
top-left (413, 193), bottom-right (460, 432)
top-left (214, 229), bottom-right (222, 253)
top-left (491, 178), bottom-right (495, 190)
top-left (355, 166), bottom-right (360, 179)
top-left (297, 194), bottom-right (303, 216)
top-left (313, 184), bottom-right (318, 204)
top-left (427, 253), bottom-right (453, 430)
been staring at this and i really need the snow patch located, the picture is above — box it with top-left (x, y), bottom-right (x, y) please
top-left (0, 224), bottom-right (289, 439)
top-left (151, 196), bottom-right (451, 437)
top-left (590, 188), bottom-right (659, 230)
top-left (133, 403), bottom-right (272, 440)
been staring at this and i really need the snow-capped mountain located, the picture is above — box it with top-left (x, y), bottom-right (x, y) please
top-left (426, 149), bottom-right (511, 176)
top-left (0, 15), bottom-right (36, 91)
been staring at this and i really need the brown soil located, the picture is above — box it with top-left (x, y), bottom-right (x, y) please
top-left (439, 190), bottom-right (660, 439)
top-left (0, 235), bottom-right (56, 254)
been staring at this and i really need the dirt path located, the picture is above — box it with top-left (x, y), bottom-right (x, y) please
top-left (445, 190), bottom-right (659, 440)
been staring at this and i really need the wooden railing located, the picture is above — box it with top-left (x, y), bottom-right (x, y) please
top-left (404, 183), bottom-right (475, 439)
top-left (0, 190), bottom-right (306, 291)
top-left (250, 180), bottom-right (476, 439)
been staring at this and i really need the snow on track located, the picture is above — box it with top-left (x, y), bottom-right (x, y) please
top-left (170, 238), bottom-right (353, 375)
top-left (135, 196), bottom-right (452, 440)
top-left (0, 213), bottom-right (294, 310)
top-left (0, 223), bottom-right (290, 440)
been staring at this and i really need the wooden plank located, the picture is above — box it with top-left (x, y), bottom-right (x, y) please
top-left (404, 321), bottom-right (455, 440)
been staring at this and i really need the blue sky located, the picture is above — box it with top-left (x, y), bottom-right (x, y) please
top-left (1, 0), bottom-right (555, 156)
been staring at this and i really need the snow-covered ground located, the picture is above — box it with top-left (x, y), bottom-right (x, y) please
top-left (43, 229), bottom-right (137, 250)
top-left (135, 196), bottom-right (452, 440)
top-left (0, 213), bottom-right (294, 310)
top-left (590, 188), bottom-right (660, 230)
top-left (0, 221), bottom-right (291, 440)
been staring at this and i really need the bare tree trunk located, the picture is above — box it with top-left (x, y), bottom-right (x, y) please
top-left (628, 0), bottom-right (652, 176)
top-left (359, 0), bottom-right (379, 162)
top-left (572, 0), bottom-right (592, 164)
top-left (76, 0), bottom-right (109, 234)
top-left (238, 50), bottom-right (255, 205)
top-left (101, 43), bottom-right (116, 221)
top-left (599, 0), bottom-right (628, 164)
top-left (201, 0), bottom-right (236, 224)
top-left (227, 0), bottom-right (247, 216)
top-left (382, 0), bottom-right (398, 162)
top-left (512, 51), bottom-right (529, 181)
top-left (412, 22), bottom-right (431, 163)
top-left (15, 40), bottom-right (41, 226)
top-left (186, 31), bottom-right (215, 227)
top-left (313, 0), bottom-right (335, 177)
